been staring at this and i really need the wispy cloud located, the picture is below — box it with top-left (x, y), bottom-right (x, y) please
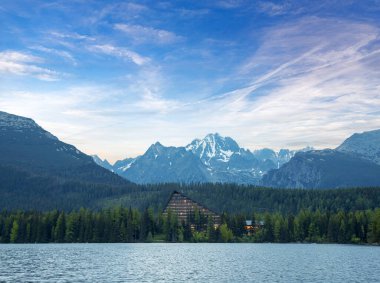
top-left (85, 2), bottom-right (149, 25)
top-left (49, 31), bottom-right (95, 41)
top-left (88, 44), bottom-right (150, 65)
top-left (257, 1), bottom-right (291, 16)
top-left (0, 50), bottom-right (61, 81)
top-left (134, 90), bottom-right (181, 114)
top-left (114, 23), bottom-right (184, 45)
top-left (214, 0), bottom-right (247, 9)
top-left (197, 17), bottom-right (380, 149)
top-left (176, 8), bottom-right (210, 18)
top-left (30, 46), bottom-right (77, 65)
top-left (125, 66), bottom-right (182, 114)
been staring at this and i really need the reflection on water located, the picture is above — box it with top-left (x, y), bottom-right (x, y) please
top-left (0, 243), bottom-right (379, 282)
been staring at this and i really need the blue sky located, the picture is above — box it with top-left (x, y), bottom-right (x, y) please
top-left (1, 0), bottom-right (380, 162)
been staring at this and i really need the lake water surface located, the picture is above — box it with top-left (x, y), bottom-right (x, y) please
top-left (0, 243), bottom-right (379, 282)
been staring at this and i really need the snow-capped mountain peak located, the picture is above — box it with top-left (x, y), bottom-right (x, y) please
top-left (100, 133), bottom-right (315, 185)
top-left (186, 133), bottom-right (240, 164)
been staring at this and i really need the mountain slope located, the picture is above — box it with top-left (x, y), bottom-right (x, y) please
top-left (0, 111), bottom-right (89, 168)
top-left (0, 111), bottom-right (129, 185)
top-left (92, 155), bottom-right (114, 172)
top-left (337, 129), bottom-right (380, 165)
top-left (262, 149), bottom-right (380, 189)
top-left (262, 129), bottom-right (380, 189)
top-left (0, 111), bottom-right (135, 210)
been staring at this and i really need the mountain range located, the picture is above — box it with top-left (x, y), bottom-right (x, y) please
top-left (1, 110), bottom-right (380, 195)
top-left (93, 133), bottom-right (312, 185)
top-left (94, 129), bottom-right (380, 189)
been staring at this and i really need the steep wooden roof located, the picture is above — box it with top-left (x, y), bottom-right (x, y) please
top-left (163, 191), bottom-right (221, 224)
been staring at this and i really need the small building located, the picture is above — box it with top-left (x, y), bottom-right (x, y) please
top-left (244, 220), bottom-right (254, 236)
top-left (244, 220), bottom-right (265, 235)
top-left (163, 191), bottom-right (221, 226)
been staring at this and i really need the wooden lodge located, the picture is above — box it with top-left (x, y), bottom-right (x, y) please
top-left (163, 191), bottom-right (221, 226)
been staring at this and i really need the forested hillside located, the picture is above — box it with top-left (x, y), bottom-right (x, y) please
top-left (0, 165), bottom-right (140, 211)
top-left (2, 172), bottom-right (380, 213)
top-left (105, 184), bottom-right (380, 214)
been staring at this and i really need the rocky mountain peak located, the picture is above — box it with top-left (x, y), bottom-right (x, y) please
top-left (336, 129), bottom-right (380, 165)
top-left (186, 133), bottom-right (241, 164)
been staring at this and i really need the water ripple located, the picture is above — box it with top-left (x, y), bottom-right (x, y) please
top-left (0, 243), bottom-right (379, 282)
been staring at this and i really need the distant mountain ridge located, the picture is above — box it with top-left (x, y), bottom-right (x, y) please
top-left (262, 129), bottom-right (380, 189)
top-left (95, 129), bottom-right (380, 189)
top-left (96, 133), bottom-right (311, 184)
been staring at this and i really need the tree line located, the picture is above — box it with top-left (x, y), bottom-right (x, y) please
top-left (1, 207), bottom-right (379, 244)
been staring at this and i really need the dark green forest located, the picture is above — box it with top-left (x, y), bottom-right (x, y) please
top-left (136, 184), bottom-right (380, 214)
top-left (1, 207), bottom-right (380, 244)
top-left (2, 171), bottom-right (380, 244)
top-left (2, 166), bottom-right (380, 214)
top-left (104, 184), bottom-right (380, 215)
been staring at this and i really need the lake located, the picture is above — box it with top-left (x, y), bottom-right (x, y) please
top-left (0, 243), bottom-right (379, 282)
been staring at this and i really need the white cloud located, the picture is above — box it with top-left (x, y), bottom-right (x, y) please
top-left (114, 23), bottom-right (184, 45)
top-left (89, 44), bottom-right (150, 65)
top-left (0, 50), bottom-right (61, 81)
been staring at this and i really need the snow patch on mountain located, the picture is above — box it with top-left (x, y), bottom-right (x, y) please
top-left (0, 111), bottom-right (58, 140)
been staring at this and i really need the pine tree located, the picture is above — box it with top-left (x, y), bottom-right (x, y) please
top-left (54, 212), bottom-right (66, 242)
top-left (10, 220), bottom-right (19, 243)
top-left (219, 223), bottom-right (233, 243)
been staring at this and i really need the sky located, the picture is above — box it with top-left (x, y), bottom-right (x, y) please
top-left (1, 0), bottom-right (380, 162)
